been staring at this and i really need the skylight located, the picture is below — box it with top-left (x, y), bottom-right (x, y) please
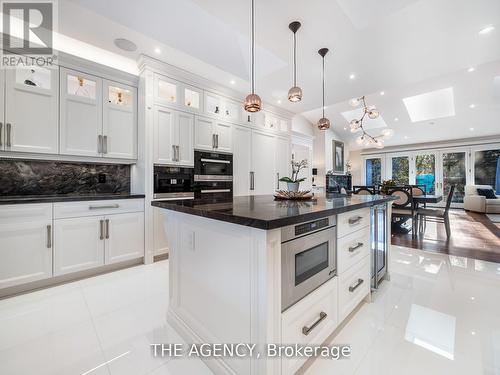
top-left (402, 87), bottom-right (455, 122)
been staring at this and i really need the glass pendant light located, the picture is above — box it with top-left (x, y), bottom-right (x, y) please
top-left (244, 0), bottom-right (262, 112)
top-left (288, 21), bottom-right (302, 102)
top-left (317, 48), bottom-right (330, 130)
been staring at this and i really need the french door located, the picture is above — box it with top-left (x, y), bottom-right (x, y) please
top-left (363, 155), bottom-right (385, 187)
top-left (436, 149), bottom-right (470, 207)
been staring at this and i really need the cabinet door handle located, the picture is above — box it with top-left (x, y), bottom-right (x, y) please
top-left (89, 204), bottom-right (119, 210)
top-left (172, 145), bottom-right (176, 161)
top-left (176, 145), bottom-right (180, 161)
top-left (105, 219), bottom-right (110, 239)
top-left (103, 135), bottom-right (108, 154)
top-left (98, 135), bottom-right (102, 154)
top-left (348, 216), bottom-right (363, 225)
top-left (99, 219), bottom-right (104, 240)
top-left (276, 173), bottom-right (279, 189)
top-left (302, 312), bottom-right (327, 336)
top-left (46, 225), bottom-right (52, 248)
top-left (216, 134), bottom-right (219, 149)
top-left (348, 242), bottom-right (364, 252)
top-left (349, 278), bottom-right (364, 292)
top-left (0, 122), bottom-right (3, 147)
top-left (250, 171), bottom-right (255, 190)
top-left (6, 123), bottom-right (12, 147)
top-left (212, 134), bottom-right (215, 149)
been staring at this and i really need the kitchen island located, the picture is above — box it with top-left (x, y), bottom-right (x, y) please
top-left (152, 194), bottom-right (396, 375)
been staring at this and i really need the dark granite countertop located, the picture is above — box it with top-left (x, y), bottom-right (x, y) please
top-left (0, 193), bottom-right (145, 205)
top-left (152, 193), bottom-right (397, 230)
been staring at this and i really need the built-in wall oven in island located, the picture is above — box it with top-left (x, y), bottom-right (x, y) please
top-left (281, 216), bottom-right (337, 311)
top-left (153, 166), bottom-right (194, 200)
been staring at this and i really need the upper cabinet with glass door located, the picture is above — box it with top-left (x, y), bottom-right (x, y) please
top-left (154, 73), bottom-right (202, 113)
top-left (4, 66), bottom-right (59, 154)
top-left (103, 81), bottom-right (137, 159)
top-left (60, 68), bottom-right (103, 157)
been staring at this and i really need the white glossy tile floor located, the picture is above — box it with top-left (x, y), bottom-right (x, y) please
top-left (1, 246), bottom-right (499, 375)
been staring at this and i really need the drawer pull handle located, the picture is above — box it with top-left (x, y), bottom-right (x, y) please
top-left (302, 311), bottom-right (327, 336)
top-left (89, 204), bottom-right (119, 210)
top-left (348, 242), bottom-right (364, 252)
top-left (348, 216), bottom-right (363, 225)
top-left (349, 278), bottom-right (364, 293)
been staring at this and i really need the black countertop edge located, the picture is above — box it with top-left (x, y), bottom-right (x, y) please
top-left (152, 195), bottom-right (396, 230)
top-left (0, 194), bottom-right (146, 205)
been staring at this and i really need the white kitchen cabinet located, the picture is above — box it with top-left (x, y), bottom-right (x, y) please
top-left (214, 122), bottom-right (232, 152)
top-left (275, 136), bottom-right (290, 190)
top-left (153, 207), bottom-right (169, 255)
top-left (105, 212), bottom-right (144, 264)
top-left (103, 80), bottom-right (137, 159)
top-left (60, 68), bottom-right (103, 157)
top-left (204, 91), bottom-right (223, 117)
top-left (54, 216), bottom-right (105, 276)
top-left (233, 125), bottom-right (252, 196)
top-left (194, 116), bottom-right (232, 152)
top-left (154, 74), bottom-right (179, 107)
top-left (251, 130), bottom-right (276, 195)
top-left (222, 98), bottom-right (240, 123)
top-left (194, 116), bottom-right (215, 151)
top-left (176, 111), bottom-right (195, 166)
top-left (4, 67), bottom-right (59, 154)
top-left (153, 105), bottom-right (176, 164)
top-left (183, 85), bottom-right (202, 113)
top-left (153, 106), bottom-right (194, 166)
top-left (0, 204), bottom-right (53, 289)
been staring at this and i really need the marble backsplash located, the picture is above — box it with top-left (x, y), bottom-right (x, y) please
top-left (0, 159), bottom-right (131, 196)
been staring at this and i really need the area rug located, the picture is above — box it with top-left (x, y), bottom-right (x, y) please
top-left (486, 214), bottom-right (500, 223)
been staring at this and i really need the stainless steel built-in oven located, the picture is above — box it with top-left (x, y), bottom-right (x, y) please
top-left (193, 180), bottom-right (233, 199)
top-left (153, 165), bottom-right (194, 200)
top-left (194, 151), bottom-right (233, 181)
top-left (281, 216), bottom-right (336, 311)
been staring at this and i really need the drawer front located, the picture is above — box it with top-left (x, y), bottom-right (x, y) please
top-left (337, 208), bottom-right (370, 238)
top-left (338, 255), bottom-right (370, 322)
top-left (337, 226), bottom-right (370, 274)
top-left (54, 199), bottom-right (144, 219)
top-left (0, 203), bottom-right (52, 224)
top-left (281, 277), bottom-right (338, 375)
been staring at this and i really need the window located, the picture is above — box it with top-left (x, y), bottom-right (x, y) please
top-left (391, 156), bottom-right (409, 185)
top-left (366, 158), bottom-right (382, 186)
top-left (474, 149), bottom-right (500, 188)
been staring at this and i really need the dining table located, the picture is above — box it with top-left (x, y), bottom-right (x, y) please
top-left (413, 194), bottom-right (443, 205)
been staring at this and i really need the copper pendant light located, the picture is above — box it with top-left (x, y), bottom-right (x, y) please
top-left (317, 48), bottom-right (331, 130)
top-left (244, 0), bottom-right (262, 112)
top-left (288, 21), bottom-right (302, 102)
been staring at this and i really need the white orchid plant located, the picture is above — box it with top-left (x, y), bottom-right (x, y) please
top-left (279, 159), bottom-right (308, 183)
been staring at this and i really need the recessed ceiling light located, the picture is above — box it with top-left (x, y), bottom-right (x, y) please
top-left (479, 25), bottom-right (495, 35)
top-left (402, 87), bottom-right (455, 122)
top-left (380, 91), bottom-right (385, 96)
top-left (469, 103), bottom-right (476, 109)
top-left (394, 117), bottom-right (399, 122)
top-left (230, 79), bottom-right (236, 85)
top-left (470, 127), bottom-right (475, 131)
top-left (467, 67), bottom-right (475, 73)
top-left (277, 99), bottom-right (282, 104)
top-left (404, 136), bottom-right (409, 139)
top-left (349, 73), bottom-right (356, 80)
top-left (154, 47), bottom-right (161, 54)
top-left (471, 331), bottom-right (476, 336)
top-left (113, 38), bottom-right (137, 52)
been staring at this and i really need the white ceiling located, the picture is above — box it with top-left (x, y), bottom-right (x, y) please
top-left (59, 0), bottom-right (500, 148)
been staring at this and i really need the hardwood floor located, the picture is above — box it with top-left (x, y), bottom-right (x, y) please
top-left (391, 209), bottom-right (500, 263)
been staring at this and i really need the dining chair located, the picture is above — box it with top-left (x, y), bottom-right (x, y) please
top-left (389, 187), bottom-right (417, 237)
top-left (417, 185), bottom-right (455, 238)
top-left (353, 185), bottom-right (376, 195)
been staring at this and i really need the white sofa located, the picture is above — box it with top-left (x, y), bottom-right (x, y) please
top-left (464, 185), bottom-right (500, 213)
